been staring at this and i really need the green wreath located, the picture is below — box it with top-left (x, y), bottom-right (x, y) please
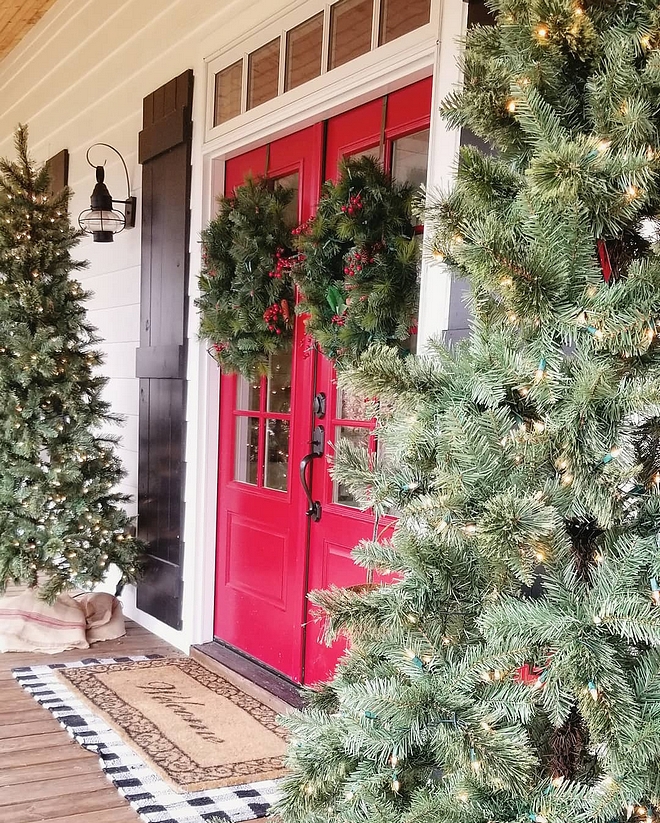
top-left (197, 176), bottom-right (296, 378)
top-left (293, 155), bottom-right (420, 362)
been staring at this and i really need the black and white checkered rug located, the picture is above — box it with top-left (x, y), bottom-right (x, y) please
top-left (12, 655), bottom-right (282, 823)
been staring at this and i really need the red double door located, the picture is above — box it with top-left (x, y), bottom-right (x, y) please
top-left (214, 79), bottom-right (431, 685)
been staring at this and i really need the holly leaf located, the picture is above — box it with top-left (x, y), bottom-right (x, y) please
top-left (326, 284), bottom-right (347, 314)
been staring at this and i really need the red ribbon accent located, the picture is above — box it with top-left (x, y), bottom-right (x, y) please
top-left (597, 239), bottom-right (612, 283)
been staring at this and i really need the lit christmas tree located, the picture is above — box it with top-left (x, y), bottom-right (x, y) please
top-left (0, 126), bottom-right (140, 601)
top-left (277, 3), bottom-right (660, 823)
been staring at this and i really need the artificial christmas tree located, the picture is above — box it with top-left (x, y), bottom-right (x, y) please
top-left (0, 126), bottom-right (140, 602)
top-left (277, 3), bottom-right (660, 823)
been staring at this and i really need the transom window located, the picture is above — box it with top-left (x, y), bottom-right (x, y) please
top-left (212, 0), bottom-right (431, 127)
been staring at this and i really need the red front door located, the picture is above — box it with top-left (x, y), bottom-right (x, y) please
top-left (214, 79), bottom-right (432, 685)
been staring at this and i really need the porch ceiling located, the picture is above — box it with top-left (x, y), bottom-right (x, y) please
top-left (0, 0), bottom-right (59, 62)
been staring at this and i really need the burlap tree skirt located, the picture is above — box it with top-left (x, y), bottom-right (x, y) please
top-left (0, 588), bottom-right (125, 652)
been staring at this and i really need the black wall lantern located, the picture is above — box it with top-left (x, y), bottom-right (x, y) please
top-left (78, 143), bottom-right (137, 243)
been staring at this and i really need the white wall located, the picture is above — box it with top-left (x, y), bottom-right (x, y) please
top-left (0, 0), bottom-right (466, 653)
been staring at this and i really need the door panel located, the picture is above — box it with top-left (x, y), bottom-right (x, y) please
top-left (214, 125), bottom-right (322, 682)
top-left (214, 80), bottom-right (431, 685)
top-left (303, 78), bottom-right (432, 684)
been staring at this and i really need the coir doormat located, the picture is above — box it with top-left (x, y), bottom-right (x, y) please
top-left (13, 656), bottom-right (284, 823)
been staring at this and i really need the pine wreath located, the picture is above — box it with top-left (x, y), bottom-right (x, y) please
top-left (197, 176), bottom-right (296, 378)
top-left (293, 155), bottom-right (420, 362)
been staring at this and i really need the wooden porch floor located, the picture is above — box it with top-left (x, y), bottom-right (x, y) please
top-left (0, 616), bottom-right (181, 823)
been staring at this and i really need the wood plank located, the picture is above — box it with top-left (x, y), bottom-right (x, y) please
top-left (0, 787), bottom-right (130, 823)
top-left (0, 731), bottom-right (74, 755)
top-left (0, 756), bottom-right (102, 787)
top-left (0, 742), bottom-right (89, 769)
top-left (41, 809), bottom-right (139, 823)
top-left (0, 705), bottom-right (42, 721)
top-left (0, 719), bottom-right (58, 740)
top-left (0, 772), bottom-right (111, 806)
top-left (0, 0), bottom-right (60, 62)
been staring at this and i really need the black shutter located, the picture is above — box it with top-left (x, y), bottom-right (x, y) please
top-left (46, 149), bottom-right (69, 195)
top-left (136, 69), bottom-right (193, 629)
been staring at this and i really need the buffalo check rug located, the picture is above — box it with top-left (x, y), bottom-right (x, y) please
top-left (12, 655), bottom-right (283, 823)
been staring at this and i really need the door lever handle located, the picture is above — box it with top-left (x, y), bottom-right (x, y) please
top-left (299, 425), bottom-right (324, 521)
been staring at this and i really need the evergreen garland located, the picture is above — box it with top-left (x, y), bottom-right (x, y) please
top-left (197, 176), bottom-right (296, 378)
top-left (293, 156), bottom-right (420, 363)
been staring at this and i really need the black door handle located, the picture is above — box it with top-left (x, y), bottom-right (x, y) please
top-left (299, 425), bottom-right (324, 521)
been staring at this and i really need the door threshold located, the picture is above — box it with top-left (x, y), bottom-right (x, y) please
top-left (192, 641), bottom-right (303, 708)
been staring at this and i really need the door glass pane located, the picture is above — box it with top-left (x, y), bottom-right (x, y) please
top-left (214, 60), bottom-right (243, 127)
top-left (346, 145), bottom-right (380, 163)
top-left (267, 349), bottom-right (293, 413)
top-left (265, 419), bottom-right (290, 491)
top-left (333, 425), bottom-right (371, 506)
top-left (235, 416), bottom-right (260, 485)
top-left (337, 387), bottom-right (372, 422)
top-left (236, 375), bottom-right (261, 411)
top-left (391, 129), bottom-right (430, 188)
top-left (379, 0), bottom-right (431, 45)
top-left (329, 0), bottom-right (374, 70)
top-left (248, 38), bottom-right (280, 110)
top-left (275, 173), bottom-right (300, 229)
top-left (285, 13), bottom-right (324, 92)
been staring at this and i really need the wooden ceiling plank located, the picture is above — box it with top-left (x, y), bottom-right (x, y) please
top-left (0, 0), bottom-right (61, 63)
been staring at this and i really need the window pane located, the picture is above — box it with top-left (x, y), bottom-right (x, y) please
top-left (391, 129), bottom-right (430, 188)
top-left (275, 172), bottom-right (300, 230)
top-left (248, 38), bottom-right (280, 110)
top-left (329, 0), bottom-right (373, 71)
top-left (267, 349), bottom-right (292, 414)
top-left (379, 0), bottom-right (430, 45)
top-left (214, 60), bottom-right (242, 127)
top-left (285, 13), bottom-right (323, 92)
top-left (235, 417), bottom-right (260, 485)
top-left (346, 145), bottom-right (380, 163)
top-left (337, 387), bottom-right (372, 422)
top-left (334, 426), bottom-right (371, 506)
top-left (265, 419), bottom-right (290, 491)
top-left (236, 375), bottom-right (261, 411)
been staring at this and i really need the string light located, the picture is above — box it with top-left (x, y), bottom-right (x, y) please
top-left (535, 359), bottom-right (547, 382)
top-left (535, 25), bottom-right (549, 40)
top-left (651, 577), bottom-right (660, 606)
top-left (597, 139), bottom-right (611, 154)
top-left (506, 99), bottom-right (517, 114)
top-left (532, 671), bottom-right (547, 691)
top-left (625, 184), bottom-right (640, 201)
top-left (588, 681), bottom-right (599, 702)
